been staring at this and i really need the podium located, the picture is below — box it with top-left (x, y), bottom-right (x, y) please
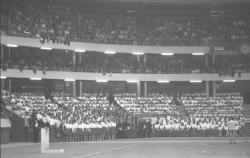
top-left (41, 127), bottom-right (64, 153)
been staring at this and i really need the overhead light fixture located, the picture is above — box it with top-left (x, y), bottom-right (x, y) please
top-left (6, 44), bottom-right (18, 47)
top-left (96, 79), bottom-right (108, 83)
top-left (132, 52), bottom-right (144, 55)
top-left (161, 53), bottom-right (174, 56)
top-left (192, 52), bottom-right (204, 56)
top-left (30, 77), bottom-right (42, 80)
top-left (0, 76), bottom-right (7, 79)
top-left (104, 51), bottom-right (116, 55)
top-left (157, 80), bottom-right (170, 83)
top-left (127, 80), bottom-right (138, 83)
top-left (190, 80), bottom-right (202, 83)
top-left (223, 80), bottom-right (236, 83)
top-left (214, 47), bottom-right (224, 51)
top-left (74, 49), bottom-right (86, 52)
top-left (64, 78), bottom-right (75, 82)
top-left (41, 47), bottom-right (52, 50)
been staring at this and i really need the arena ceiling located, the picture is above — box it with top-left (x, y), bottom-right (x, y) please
top-left (93, 0), bottom-right (250, 3)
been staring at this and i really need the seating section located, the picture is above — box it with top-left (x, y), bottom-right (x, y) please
top-left (182, 93), bottom-right (244, 117)
top-left (154, 115), bottom-right (244, 131)
top-left (214, 54), bottom-right (250, 76)
top-left (1, 91), bottom-right (118, 129)
top-left (1, 90), bottom-right (247, 138)
top-left (1, 3), bottom-right (250, 45)
top-left (1, 47), bottom-right (208, 74)
top-left (115, 93), bottom-right (179, 116)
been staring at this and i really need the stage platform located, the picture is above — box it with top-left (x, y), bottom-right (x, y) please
top-left (1, 137), bottom-right (250, 158)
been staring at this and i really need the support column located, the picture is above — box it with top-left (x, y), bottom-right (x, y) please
top-left (205, 54), bottom-right (209, 69)
top-left (211, 53), bottom-right (215, 73)
top-left (8, 79), bottom-right (11, 92)
top-left (1, 45), bottom-right (4, 61)
top-left (8, 47), bottom-right (11, 59)
top-left (1, 79), bottom-right (5, 90)
top-left (72, 81), bottom-right (76, 97)
top-left (205, 81), bottom-right (209, 97)
top-left (143, 54), bottom-right (147, 64)
top-left (137, 81), bottom-right (141, 97)
top-left (72, 51), bottom-right (76, 69)
top-left (144, 82), bottom-right (147, 97)
top-left (212, 81), bottom-right (216, 97)
top-left (136, 55), bottom-right (140, 62)
top-left (79, 81), bottom-right (83, 96)
top-left (79, 53), bottom-right (82, 63)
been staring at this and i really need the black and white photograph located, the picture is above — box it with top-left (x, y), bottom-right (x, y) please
top-left (1, 0), bottom-right (250, 157)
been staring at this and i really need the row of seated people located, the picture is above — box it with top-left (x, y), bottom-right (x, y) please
top-left (1, 90), bottom-right (119, 130)
top-left (1, 90), bottom-right (247, 139)
top-left (2, 46), bottom-right (250, 74)
top-left (115, 93), bottom-right (179, 117)
top-left (1, 48), bottom-right (205, 74)
top-left (182, 93), bottom-right (244, 117)
top-left (214, 54), bottom-right (250, 77)
top-left (154, 115), bottom-right (245, 131)
top-left (1, 3), bottom-right (250, 46)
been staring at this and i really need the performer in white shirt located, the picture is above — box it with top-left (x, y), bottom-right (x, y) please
top-left (227, 117), bottom-right (239, 144)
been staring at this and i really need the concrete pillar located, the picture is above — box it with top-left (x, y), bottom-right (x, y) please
top-left (79, 81), bottom-right (83, 96)
top-left (1, 79), bottom-right (5, 90)
top-left (205, 81), bottom-right (209, 97)
top-left (212, 81), bottom-right (216, 97)
top-left (8, 78), bottom-right (11, 92)
top-left (79, 53), bottom-right (82, 63)
top-left (72, 51), bottom-right (76, 68)
top-left (8, 47), bottom-right (11, 59)
top-left (1, 45), bottom-right (4, 61)
top-left (211, 53), bottom-right (215, 64)
top-left (72, 81), bottom-right (76, 97)
top-left (144, 54), bottom-right (147, 64)
top-left (144, 82), bottom-right (147, 97)
top-left (136, 55), bottom-right (140, 62)
top-left (205, 54), bottom-right (209, 68)
top-left (137, 81), bottom-right (141, 97)
top-left (211, 53), bottom-right (215, 73)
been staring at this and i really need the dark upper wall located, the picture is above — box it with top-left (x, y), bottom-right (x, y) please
top-left (3, 0), bottom-right (250, 15)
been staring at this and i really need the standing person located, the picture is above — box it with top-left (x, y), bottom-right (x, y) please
top-left (227, 117), bottom-right (239, 144)
top-left (146, 119), bottom-right (152, 138)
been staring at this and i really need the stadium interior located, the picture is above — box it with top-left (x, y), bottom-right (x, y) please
top-left (1, 0), bottom-right (250, 157)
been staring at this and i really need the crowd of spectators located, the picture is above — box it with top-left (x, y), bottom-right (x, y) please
top-left (214, 54), bottom-right (250, 76)
top-left (182, 93), bottom-right (244, 117)
top-left (154, 115), bottom-right (245, 134)
top-left (115, 93), bottom-right (179, 116)
top-left (1, 90), bottom-right (118, 130)
top-left (1, 4), bottom-right (71, 45)
top-left (1, 90), bottom-right (246, 137)
top-left (1, 47), bottom-right (207, 74)
top-left (1, 3), bottom-right (250, 46)
top-left (2, 45), bottom-right (250, 74)
top-left (1, 47), bottom-right (73, 73)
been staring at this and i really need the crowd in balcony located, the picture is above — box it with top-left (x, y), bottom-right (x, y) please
top-left (1, 48), bottom-right (207, 74)
top-left (1, 3), bottom-right (250, 46)
top-left (2, 45), bottom-right (250, 74)
top-left (214, 54), bottom-right (250, 76)
top-left (1, 48), bottom-right (73, 73)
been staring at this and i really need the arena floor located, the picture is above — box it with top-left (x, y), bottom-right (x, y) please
top-left (1, 137), bottom-right (250, 158)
